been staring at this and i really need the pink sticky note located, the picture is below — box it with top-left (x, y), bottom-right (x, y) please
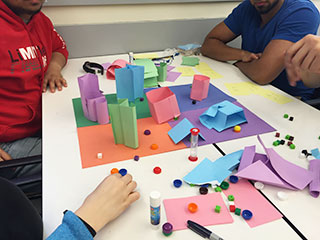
top-left (224, 179), bottom-right (282, 228)
top-left (190, 74), bottom-right (210, 101)
top-left (163, 193), bottom-right (233, 230)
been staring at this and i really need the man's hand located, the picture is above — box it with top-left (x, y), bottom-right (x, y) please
top-left (43, 62), bottom-right (67, 93)
top-left (0, 148), bottom-right (12, 162)
top-left (241, 51), bottom-right (262, 63)
top-left (285, 34), bottom-right (320, 87)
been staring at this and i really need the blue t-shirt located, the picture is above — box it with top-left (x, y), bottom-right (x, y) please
top-left (224, 0), bottom-right (320, 100)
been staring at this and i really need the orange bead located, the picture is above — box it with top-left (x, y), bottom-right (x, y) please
top-left (110, 168), bottom-right (119, 174)
top-left (151, 144), bottom-right (159, 150)
top-left (188, 203), bottom-right (198, 213)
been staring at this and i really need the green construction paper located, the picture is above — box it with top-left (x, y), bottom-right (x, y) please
top-left (134, 59), bottom-right (158, 79)
top-left (181, 56), bottom-right (200, 66)
top-left (72, 93), bottom-right (151, 128)
top-left (144, 77), bottom-right (158, 88)
top-left (109, 99), bottom-right (139, 149)
top-left (157, 62), bottom-right (167, 82)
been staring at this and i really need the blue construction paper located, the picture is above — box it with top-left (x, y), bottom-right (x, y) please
top-left (144, 84), bottom-right (236, 113)
top-left (168, 118), bottom-right (205, 144)
top-left (183, 150), bottom-right (243, 185)
top-left (115, 65), bottom-right (144, 102)
top-left (199, 100), bottom-right (247, 132)
top-left (311, 148), bottom-right (320, 159)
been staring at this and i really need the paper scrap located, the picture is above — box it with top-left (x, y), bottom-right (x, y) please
top-left (195, 62), bottom-right (223, 79)
top-left (176, 66), bottom-right (196, 76)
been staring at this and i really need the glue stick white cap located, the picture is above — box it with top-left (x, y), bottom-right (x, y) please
top-left (150, 191), bottom-right (161, 207)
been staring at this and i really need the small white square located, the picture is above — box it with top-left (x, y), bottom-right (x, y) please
top-left (97, 153), bottom-right (103, 159)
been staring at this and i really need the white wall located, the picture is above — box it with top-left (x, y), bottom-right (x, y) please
top-left (42, 2), bottom-right (239, 26)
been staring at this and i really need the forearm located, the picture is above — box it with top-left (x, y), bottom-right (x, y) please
top-left (300, 71), bottom-right (320, 88)
top-left (201, 38), bottom-right (244, 62)
top-left (235, 60), bottom-right (274, 85)
top-left (48, 52), bottom-right (66, 71)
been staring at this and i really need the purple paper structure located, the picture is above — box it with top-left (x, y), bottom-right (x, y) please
top-left (236, 136), bottom-right (313, 191)
top-left (309, 159), bottom-right (320, 198)
top-left (78, 73), bottom-right (109, 124)
top-left (168, 102), bottom-right (275, 147)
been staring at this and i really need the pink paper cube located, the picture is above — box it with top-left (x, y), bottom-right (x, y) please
top-left (190, 74), bottom-right (210, 101)
top-left (146, 87), bottom-right (180, 124)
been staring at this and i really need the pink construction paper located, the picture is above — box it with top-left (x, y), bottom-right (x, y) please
top-left (146, 87), bottom-right (180, 124)
top-left (190, 74), bottom-right (210, 101)
top-left (166, 71), bottom-right (181, 82)
top-left (224, 179), bottom-right (282, 228)
top-left (106, 59), bottom-right (130, 80)
top-left (163, 193), bottom-right (233, 231)
top-left (308, 159), bottom-right (320, 198)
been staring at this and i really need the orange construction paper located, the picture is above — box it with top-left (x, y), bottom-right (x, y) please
top-left (77, 117), bottom-right (186, 168)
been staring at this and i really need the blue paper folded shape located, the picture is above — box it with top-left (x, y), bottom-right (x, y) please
top-left (183, 150), bottom-right (243, 186)
top-left (168, 118), bottom-right (205, 144)
top-left (115, 64), bottom-right (144, 102)
top-left (199, 100), bottom-right (247, 132)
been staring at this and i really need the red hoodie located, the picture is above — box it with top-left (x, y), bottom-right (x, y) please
top-left (0, 1), bottom-right (68, 142)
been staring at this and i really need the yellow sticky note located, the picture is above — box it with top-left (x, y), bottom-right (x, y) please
top-left (133, 53), bottom-right (160, 59)
top-left (257, 88), bottom-right (293, 104)
top-left (176, 67), bottom-right (196, 77)
top-left (195, 62), bottom-right (223, 79)
top-left (225, 82), bottom-right (256, 95)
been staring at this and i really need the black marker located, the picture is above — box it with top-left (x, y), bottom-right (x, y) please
top-left (187, 220), bottom-right (223, 240)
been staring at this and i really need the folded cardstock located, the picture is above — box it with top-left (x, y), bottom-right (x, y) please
top-left (190, 74), bottom-right (210, 101)
top-left (199, 100), bottom-right (247, 132)
top-left (115, 64), bottom-right (144, 102)
top-left (163, 193), bottom-right (233, 231)
top-left (146, 87), bottom-right (180, 124)
top-left (78, 73), bottom-right (109, 124)
top-left (107, 59), bottom-right (130, 80)
top-left (308, 159), bottom-right (320, 198)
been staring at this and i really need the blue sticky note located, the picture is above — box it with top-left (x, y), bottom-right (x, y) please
top-left (199, 100), bottom-right (247, 132)
top-left (168, 118), bottom-right (205, 144)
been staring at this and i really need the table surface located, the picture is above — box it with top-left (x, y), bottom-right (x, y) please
top-left (43, 53), bottom-right (320, 240)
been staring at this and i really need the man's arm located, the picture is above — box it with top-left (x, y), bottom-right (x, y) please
top-left (285, 34), bottom-right (320, 88)
top-left (235, 39), bottom-right (293, 85)
top-left (43, 52), bottom-right (67, 93)
top-left (201, 22), bottom-right (261, 62)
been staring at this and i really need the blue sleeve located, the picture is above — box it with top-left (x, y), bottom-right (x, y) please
top-left (224, 0), bottom-right (251, 36)
top-left (46, 211), bottom-right (93, 240)
top-left (273, 3), bottom-right (320, 42)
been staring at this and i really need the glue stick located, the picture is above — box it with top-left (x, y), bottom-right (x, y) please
top-left (189, 128), bottom-right (200, 161)
top-left (150, 191), bottom-right (161, 226)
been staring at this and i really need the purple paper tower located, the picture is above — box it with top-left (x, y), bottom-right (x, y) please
top-left (78, 73), bottom-right (109, 124)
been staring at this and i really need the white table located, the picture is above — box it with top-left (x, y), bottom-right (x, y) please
top-left (42, 53), bottom-right (317, 240)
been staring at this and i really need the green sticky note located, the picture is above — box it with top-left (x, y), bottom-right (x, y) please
top-left (181, 56), bottom-right (200, 66)
top-left (134, 58), bottom-right (158, 79)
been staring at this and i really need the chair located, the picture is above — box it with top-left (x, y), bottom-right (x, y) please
top-left (0, 155), bottom-right (42, 200)
top-left (305, 87), bottom-right (320, 110)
